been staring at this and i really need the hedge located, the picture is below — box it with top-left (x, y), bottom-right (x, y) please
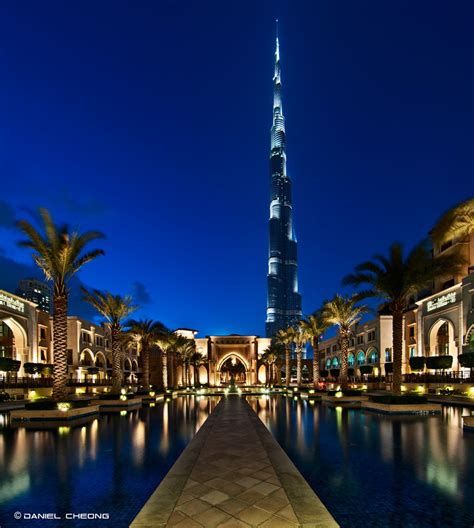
top-left (426, 355), bottom-right (453, 370)
top-left (0, 358), bottom-right (21, 372)
top-left (23, 363), bottom-right (54, 376)
top-left (369, 394), bottom-right (427, 405)
top-left (458, 353), bottom-right (474, 369)
top-left (329, 368), bottom-right (340, 378)
top-left (384, 362), bottom-right (393, 374)
top-left (359, 365), bottom-right (374, 375)
top-left (409, 357), bottom-right (426, 372)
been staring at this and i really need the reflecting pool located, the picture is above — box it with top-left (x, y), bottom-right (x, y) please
top-left (250, 396), bottom-right (474, 528)
top-left (0, 396), bottom-right (217, 527)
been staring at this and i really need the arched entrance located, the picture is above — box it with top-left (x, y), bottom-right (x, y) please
top-left (0, 317), bottom-right (28, 361)
top-left (429, 319), bottom-right (457, 358)
top-left (217, 354), bottom-right (248, 385)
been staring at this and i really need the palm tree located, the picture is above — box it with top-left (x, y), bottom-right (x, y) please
top-left (17, 208), bottom-right (104, 401)
top-left (300, 311), bottom-right (329, 388)
top-left (156, 332), bottom-right (176, 390)
top-left (322, 295), bottom-right (367, 391)
top-left (190, 351), bottom-right (207, 386)
top-left (261, 344), bottom-right (281, 385)
top-left (178, 338), bottom-right (196, 386)
top-left (126, 319), bottom-right (168, 389)
top-left (293, 326), bottom-right (310, 386)
top-left (82, 289), bottom-right (136, 394)
top-left (431, 197), bottom-right (474, 245)
top-left (276, 327), bottom-right (295, 387)
top-left (343, 240), bottom-right (463, 395)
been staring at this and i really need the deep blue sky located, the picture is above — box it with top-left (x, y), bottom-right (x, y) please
top-left (0, 1), bottom-right (472, 336)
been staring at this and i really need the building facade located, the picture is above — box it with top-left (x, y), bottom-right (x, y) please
top-left (265, 30), bottom-right (302, 337)
top-left (0, 287), bottom-right (139, 382)
top-left (16, 278), bottom-right (52, 314)
top-left (319, 231), bottom-right (474, 379)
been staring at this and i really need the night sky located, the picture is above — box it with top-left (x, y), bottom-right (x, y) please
top-left (0, 1), bottom-right (472, 336)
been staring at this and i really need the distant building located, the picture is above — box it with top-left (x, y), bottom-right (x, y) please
top-left (17, 278), bottom-right (52, 313)
top-left (266, 27), bottom-right (302, 337)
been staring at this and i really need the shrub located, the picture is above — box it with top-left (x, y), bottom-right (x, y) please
top-left (426, 356), bottom-right (453, 370)
top-left (24, 363), bottom-right (42, 375)
top-left (41, 364), bottom-right (54, 376)
top-left (459, 353), bottom-right (474, 369)
top-left (0, 358), bottom-right (21, 372)
top-left (25, 399), bottom-right (90, 410)
top-left (370, 394), bottom-right (427, 404)
top-left (0, 392), bottom-right (11, 402)
top-left (409, 357), bottom-right (426, 371)
top-left (319, 370), bottom-right (329, 378)
top-left (384, 362), bottom-right (393, 374)
top-left (359, 365), bottom-right (373, 375)
top-left (329, 368), bottom-right (340, 378)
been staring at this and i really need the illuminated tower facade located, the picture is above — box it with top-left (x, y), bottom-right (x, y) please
top-left (266, 28), bottom-right (302, 337)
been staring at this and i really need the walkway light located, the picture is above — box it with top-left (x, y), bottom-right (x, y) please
top-left (57, 402), bottom-right (71, 412)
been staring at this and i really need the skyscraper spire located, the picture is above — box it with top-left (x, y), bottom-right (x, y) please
top-left (266, 24), bottom-right (302, 337)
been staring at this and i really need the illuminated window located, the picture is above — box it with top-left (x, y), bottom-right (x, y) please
top-left (356, 351), bottom-right (365, 365)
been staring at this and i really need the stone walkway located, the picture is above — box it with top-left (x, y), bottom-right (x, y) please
top-left (131, 397), bottom-right (338, 528)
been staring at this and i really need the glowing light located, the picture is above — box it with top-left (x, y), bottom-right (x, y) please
top-left (58, 427), bottom-right (70, 435)
top-left (150, 402), bottom-right (156, 407)
top-left (120, 410), bottom-right (127, 416)
top-left (149, 391), bottom-right (155, 397)
top-left (120, 395), bottom-right (127, 401)
top-left (417, 385), bottom-right (425, 394)
top-left (335, 391), bottom-right (343, 398)
top-left (309, 389), bottom-right (315, 394)
top-left (121, 388), bottom-right (126, 395)
top-left (57, 402), bottom-right (71, 412)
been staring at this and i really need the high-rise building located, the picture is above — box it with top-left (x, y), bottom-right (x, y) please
top-left (266, 25), bottom-right (302, 337)
top-left (17, 278), bottom-right (52, 313)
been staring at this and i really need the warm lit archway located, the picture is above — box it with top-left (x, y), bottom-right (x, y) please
top-left (217, 353), bottom-right (248, 385)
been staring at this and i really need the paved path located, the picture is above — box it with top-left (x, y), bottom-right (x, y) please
top-left (131, 397), bottom-right (338, 528)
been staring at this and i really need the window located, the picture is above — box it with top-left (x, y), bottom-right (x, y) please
top-left (408, 326), bottom-right (415, 338)
top-left (326, 358), bottom-right (331, 369)
top-left (331, 357), bottom-right (340, 368)
top-left (40, 328), bottom-right (47, 339)
top-left (367, 330), bottom-right (375, 342)
top-left (357, 335), bottom-right (364, 345)
top-left (348, 353), bottom-right (355, 366)
top-left (385, 348), bottom-right (392, 362)
top-left (368, 349), bottom-right (378, 364)
top-left (442, 278), bottom-right (455, 289)
top-left (40, 349), bottom-right (47, 361)
top-left (409, 346), bottom-right (416, 358)
top-left (356, 351), bottom-right (365, 365)
top-left (96, 336), bottom-right (103, 347)
top-left (440, 240), bottom-right (453, 252)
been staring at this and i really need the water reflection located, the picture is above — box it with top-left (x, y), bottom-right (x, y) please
top-left (252, 396), bottom-right (474, 528)
top-left (0, 396), bottom-right (218, 528)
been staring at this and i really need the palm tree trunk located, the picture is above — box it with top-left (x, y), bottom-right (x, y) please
top-left (392, 309), bottom-right (404, 396)
top-left (340, 333), bottom-right (349, 391)
top-left (142, 345), bottom-right (150, 388)
top-left (111, 325), bottom-right (122, 395)
top-left (195, 362), bottom-right (200, 386)
top-left (313, 336), bottom-right (320, 388)
top-left (296, 346), bottom-right (302, 386)
top-left (285, 347), bottom-right (290, 387)
top-left (52, 293), bottom-right (68, 402)
top-left (162, 350), bottom-right (168, 390)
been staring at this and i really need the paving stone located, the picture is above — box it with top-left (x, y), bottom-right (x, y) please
top-left (237, 505), bottom-right (274, 525)
top-left (217, 498), bottom-right (249, 516)
top-left (176, 498), bottom-right (211, 516)
top-left (193, 506), bottom-right (231, 527)
top-left (200, 489), bottom-right (230, 505)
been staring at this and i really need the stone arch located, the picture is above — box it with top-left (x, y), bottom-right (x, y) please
top-left (356, 350), bottom-right (366, 365)
top-left (216, 352), bottom-right (250, 372)
top-left (367, 347), bottom-right (378, 364)
top-left (80, 348), bottom-right (94, 366)
top-left (466, 324), bottom-right (474, 351)
top-left (132, 359), bottom-right (138, 372)
top-left (0, 317), bottom-right (28, 361)
top-left (198, 365), bottom-right (208, 384)
top-left (95, 351), bottom-right (107, 368)
top-left (348, 352), bottom-right (355, 367)
top-left (331, 356), bottom-right (340, 368)
top-left (428, 318), bottom-right (456, 357)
